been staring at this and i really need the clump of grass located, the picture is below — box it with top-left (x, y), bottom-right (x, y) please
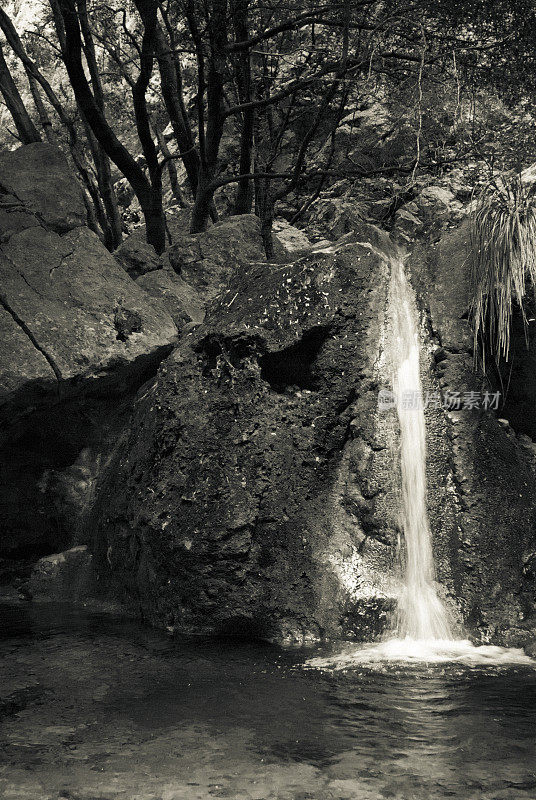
top-left (470, 173), bottom-right (536, 367)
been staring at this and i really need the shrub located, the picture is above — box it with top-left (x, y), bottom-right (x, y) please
top-left (470, 173), bottom-right (536, 366)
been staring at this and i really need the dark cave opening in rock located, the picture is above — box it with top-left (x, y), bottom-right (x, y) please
top-left (259, 326), bottom-right (331, 393)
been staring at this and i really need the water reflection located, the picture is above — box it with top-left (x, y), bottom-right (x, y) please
top-left (1, 603), bottom-right (535, 800)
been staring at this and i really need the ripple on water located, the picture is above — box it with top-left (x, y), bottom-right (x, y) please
top-left (2, 604), bottom-right (536, 800)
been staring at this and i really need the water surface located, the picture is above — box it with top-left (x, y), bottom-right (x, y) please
top-left (1, 603), bottom-right (535, 800)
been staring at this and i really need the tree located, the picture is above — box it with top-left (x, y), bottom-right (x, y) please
top-left (0, 41), bottom-right (41, 144)
top-left (55, 0), bottom-right (167, 253)
top-left (0, 5), bottom-right (121, 248)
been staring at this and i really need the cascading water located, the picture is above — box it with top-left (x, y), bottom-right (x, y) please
top-left (307, 252), bottom-right (533, 667)
top-left (389, 256), bottom-right (452, 641)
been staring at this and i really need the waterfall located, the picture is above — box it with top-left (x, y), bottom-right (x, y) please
top-left (306, 253), bottom-right (534, 666)
top-left (389, 256), bottom-right (452, 641)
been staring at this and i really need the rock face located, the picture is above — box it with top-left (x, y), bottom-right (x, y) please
top-left (4, 140), bottom-right (535, 647)
top-left (0, 144), bottom-right (178, 561)
top-left (92, 228), bottom-right (402, 642)
top-left (410, 218), bottom-right (536, 645)
top-left (136, 269), bottom-right (205, 328)
top-left (92, 204), bottom-right (536, 647)
top-left (0, 146), bottom-right (177, 433)
top-left (0, 226), bottom-right (176, 412)
top-left (0, 143), bottom-right (87, 233)
top-left (167, 214), bottom-right (291, 300)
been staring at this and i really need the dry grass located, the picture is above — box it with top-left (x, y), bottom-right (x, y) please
top-left (470, 173), bottom-right (536, 366)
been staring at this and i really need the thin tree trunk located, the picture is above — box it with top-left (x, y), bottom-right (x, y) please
top-left (155, 125), bottom-right (187, 208)
top-left (57, 0), bottom-right (166, 253)
top-left (231, 0), bottom-right (254, 214)
top-left (77, 0), bottom-right (122, 249)
top-left (154, 22), bottom-right (199, 199)
top-left (26, 73), bottom-right (58, 144)
top-left (0, 43), bottom-right (41, 144)
top-left (189, 0), bottom-right (228, 233)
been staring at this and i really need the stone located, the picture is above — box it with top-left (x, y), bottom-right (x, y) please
top-left (0, 225), bottom-right (177, 430)
top-left (272, 219), bottom-right (311, 258)
top-left (308, 198), bottom-right (369, 240)
top-left (0, 143), bottom-right (86, 233)
top-left (114, 230), bottom-right (163, 278)
top-left (414, 184), bottom-right (465, 226)
top-left (0, 145), bottom-right (179, 563)
top-left (91, 223), bottom-right (397, 640)
top-left (393, 207), bottom-right (423, 241)
top-left (136, 269), bottom-right (205, 328)
top-left (168, 214), bottom-right (269, 300)
top-left (0, 308), bottom-right (56, 421)
top-left (524, 639), bottom-right (536, 658)
top-left (419, 218), bottom-right (473, 352)
top-left (29, 545), bottom-right (95, 603)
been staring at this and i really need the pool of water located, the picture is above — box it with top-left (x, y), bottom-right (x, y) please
top-left (1, 602), bottom-right (536, 800)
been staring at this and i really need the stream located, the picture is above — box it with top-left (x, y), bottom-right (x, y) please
top-left (1, 601), bottom-right (536, 800)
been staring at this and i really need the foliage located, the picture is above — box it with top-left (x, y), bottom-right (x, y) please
top-left (1, 0), bottom-right (536, 255)
top-left (470, 173), bottom-right (536, 365)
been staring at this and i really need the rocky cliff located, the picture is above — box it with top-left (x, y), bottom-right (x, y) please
top-left (3, 143), bottom-right (536, 648)
top-left (0, 143), bottom-right (178, 562)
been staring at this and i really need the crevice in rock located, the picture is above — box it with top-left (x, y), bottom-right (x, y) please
top-left (259, 325), bottom-right (331, 392)
top-left (197, 332), bottom-right (265, 376)
top-left (0, 292), bottom-right (62, 382)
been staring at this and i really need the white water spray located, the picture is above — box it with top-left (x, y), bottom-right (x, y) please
top-left (390, 256), bottom-right (452, 641)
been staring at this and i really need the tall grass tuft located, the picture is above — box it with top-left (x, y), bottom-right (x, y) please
top-left (470, 173), bottom-right (536, 367)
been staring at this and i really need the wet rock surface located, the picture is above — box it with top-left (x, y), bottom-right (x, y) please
top-left (410, 218), bottom-right (536, 645)
top-left (91, 228), bottom-right (398, 641)
top-left (29, 545), bottom-right (95, 603)
top-left (2, 141), bottom-right (536, 648)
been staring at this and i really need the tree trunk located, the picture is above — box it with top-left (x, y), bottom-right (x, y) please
top-left (155, 125), bottom-right (187, 208)
top-left (77, 0), bottom-right (122, 249)
top-left (57, 0), bottom-right (166, 253)
top-left (231, 0), bottom-right (254, 214)
top-left (189, 0), bottom-right (228, 233)
top-left (154, 23), bottom-right (200, 199)
top-left (0, 43), bottom-right (41, 144)
top-left (26, 73), bottom-right (58, 144)
top-left (190, 175), bottom-right (215, 233)
top-left (143, 187), bottom-right (167, 253)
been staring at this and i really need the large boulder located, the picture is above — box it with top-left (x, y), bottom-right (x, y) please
top-left (0, 144), bottom-right (178, 562)
top-left (0, 143), bottom-right (87, 233)
top-left (0, 145), bottom-right (178, 434)
top-left (91, 226), bottom-right (400, 642)
top-left (168, 214), bottom-right (284, 301)
top-left (0, 225), bottom-right (177, 429)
